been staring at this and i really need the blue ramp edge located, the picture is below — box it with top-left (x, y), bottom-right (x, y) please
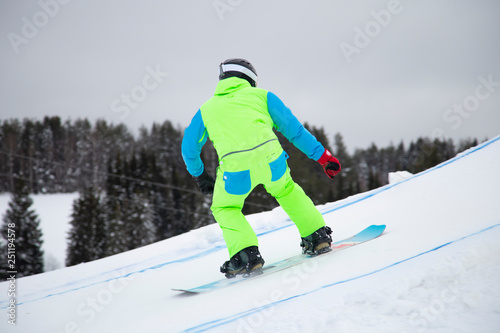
top-left (2, 136), bottom-right (499, 308)
top-left (182, 221), bottom-right (500, 333)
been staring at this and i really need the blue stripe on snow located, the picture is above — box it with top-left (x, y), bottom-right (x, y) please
top-left (318, 135), bottom-right (500, 215)
top-left (0, 245), bottom-right (226, 308)
top-left (2, 136), bottom-right (499, 308)
top-left (182, 221), bottom-right (500, 333)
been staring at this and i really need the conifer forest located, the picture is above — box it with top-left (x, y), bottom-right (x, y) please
top-left (0, 116), bottom-right (481, 277)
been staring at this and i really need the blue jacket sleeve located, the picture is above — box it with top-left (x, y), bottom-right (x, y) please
top-left (181, 110), bottom-right (208, 177)
top-left (267, 91), bottom-right (325, 161)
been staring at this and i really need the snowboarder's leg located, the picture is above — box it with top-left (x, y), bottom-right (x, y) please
top-left (265, 168), bottom-right (332, 254)
top-left (211, 168), bottom-right (258, 258)
top-left (264, 167), bottom-right (326, 238)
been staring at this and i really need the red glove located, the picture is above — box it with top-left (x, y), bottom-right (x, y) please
top-left (317, 149), bottom-right (341, 180)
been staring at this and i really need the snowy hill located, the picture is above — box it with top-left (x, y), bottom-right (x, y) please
top-left (1, 136), bottom-right (500, 333)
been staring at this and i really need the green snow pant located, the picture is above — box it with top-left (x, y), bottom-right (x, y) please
top-left (211, 141), bottom-right (326, 258)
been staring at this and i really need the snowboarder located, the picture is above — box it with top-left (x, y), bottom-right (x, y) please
top-left (181, 58), bottom-right (341, 278)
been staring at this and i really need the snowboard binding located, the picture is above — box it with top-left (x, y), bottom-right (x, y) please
top-left (220, 246), bottom-right (265, 279)
top-left (300, 226), bottom-right (333, 256)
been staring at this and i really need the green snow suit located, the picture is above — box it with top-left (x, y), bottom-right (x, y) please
top-left (182, 77), bottom-right (326, 257)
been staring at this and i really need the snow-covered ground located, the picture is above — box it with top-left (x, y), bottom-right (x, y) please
top-left (1, 135), bottom-right (500, 333)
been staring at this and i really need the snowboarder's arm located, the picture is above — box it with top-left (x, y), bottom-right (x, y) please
top-left (267, 92), bottom-right (341, 179)
top-left (266, 91), bottom-right (325, 161)
top-left (182, 110), bottom-right (208, 177)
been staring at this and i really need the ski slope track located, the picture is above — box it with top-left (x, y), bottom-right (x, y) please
top-left (1, 136), bottom-right (500, 333)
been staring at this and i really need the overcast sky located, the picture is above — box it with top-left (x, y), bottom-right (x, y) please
top-left (1, 0), bottom-right (499, 151)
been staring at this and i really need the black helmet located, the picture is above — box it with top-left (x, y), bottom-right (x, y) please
top-left (219, 58), bottom-right (258, 87)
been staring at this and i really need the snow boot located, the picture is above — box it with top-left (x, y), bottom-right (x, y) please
top-left (300, 226), bottom-right (332, 255)
top-left (220, 246), bottom-right (265, 279)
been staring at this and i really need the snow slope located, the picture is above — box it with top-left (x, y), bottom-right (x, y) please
top-left (1, 136), bottom-right (500, 333)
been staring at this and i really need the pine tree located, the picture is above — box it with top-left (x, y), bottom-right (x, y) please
top-left (0, 119), bottom-right (22, 193)
top-left (125, 151), bottom-right (158, 249)
top-left (103, 153), bottom-right (130, 256)
top-left (332, 132), bottom-right (355, 200)
top-left (0, 179), bottom-right (44, 279)
top-left (66, 186), bottom-right (107, 266)
top-left (127, 193), bottom-right (157, 249)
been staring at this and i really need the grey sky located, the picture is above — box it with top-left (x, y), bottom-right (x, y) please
top-left (1, 0), bottom-right (499, 151)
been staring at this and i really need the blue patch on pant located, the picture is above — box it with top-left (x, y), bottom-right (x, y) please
top-left (223, 169), bottom-right (251, 195)
top-left (269, 150), bottom-right (289, 181)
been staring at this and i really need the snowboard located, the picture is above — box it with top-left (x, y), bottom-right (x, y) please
top-left (172, 224), bottom-right (386, 294)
